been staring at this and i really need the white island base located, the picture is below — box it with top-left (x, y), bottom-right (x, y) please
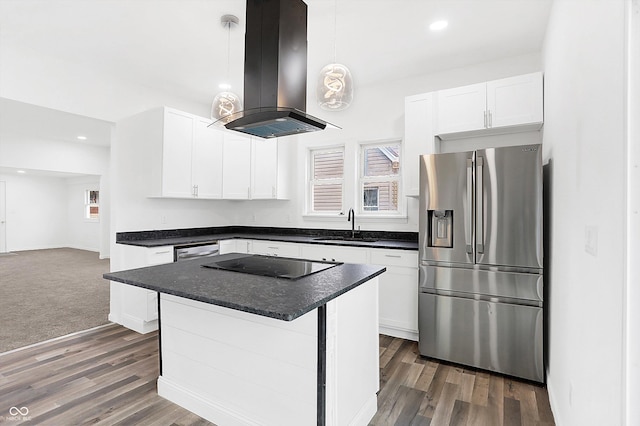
top-left (156, 278), bottom-right (380, 426)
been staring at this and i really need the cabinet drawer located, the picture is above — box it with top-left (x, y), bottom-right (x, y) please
top-left (251, 240), bottom-right (301, 258)
top-left (300, 244), bottom-right (368, 264)
top-left (146, 246), bottom-right (174, 265)
top-left (370, 249), bottom-right (417, 268)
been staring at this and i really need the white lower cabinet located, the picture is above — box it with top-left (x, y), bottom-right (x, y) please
top-left (218, 239), bottom-right (236, 255)
top-left (232, 239), bottom-right (252, 254)
top-left (113, 238), bottom-right (418, 341)
top-left (370, 249), bottom-right (419, 341)
top-left (111, 244), bottom-right (174, 333)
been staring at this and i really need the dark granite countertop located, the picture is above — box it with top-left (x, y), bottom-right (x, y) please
top-left (104, 253), bottom-right (386, 321)
top-left (115, 226), bottom-right (418, 251)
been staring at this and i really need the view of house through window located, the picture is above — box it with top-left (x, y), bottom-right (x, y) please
top-left (360, 142), bottom-right (401, 213)
top-left (309, 147), bottom-right (344, 213)
top-left (85, 190), bottom-right (99, 220)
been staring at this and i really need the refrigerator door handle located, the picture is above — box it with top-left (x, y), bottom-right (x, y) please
top-left (466, 159), bottom-right (473, 254)
top-left (476, 156), bottom-right (484, 254)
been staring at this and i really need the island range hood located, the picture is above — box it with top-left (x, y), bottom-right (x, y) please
top-left (214, 0), bottom-right (335, 139)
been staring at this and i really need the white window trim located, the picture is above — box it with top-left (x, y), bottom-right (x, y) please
top-left (357, 139), bottom-right (405, 218)
top-left (84, 189), bottom-right (100, 223)
top-left (305, 145), bottom-right (346, 217)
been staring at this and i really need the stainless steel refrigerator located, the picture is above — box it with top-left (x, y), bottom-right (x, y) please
top-left (418, 144), bottom-right (544, 382)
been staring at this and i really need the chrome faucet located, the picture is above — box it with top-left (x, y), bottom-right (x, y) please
top-left (347, 208), bottom-right (356, 238)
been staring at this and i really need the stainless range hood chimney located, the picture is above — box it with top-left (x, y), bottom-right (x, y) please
top-left (215, 0), bottom-right (335, 139)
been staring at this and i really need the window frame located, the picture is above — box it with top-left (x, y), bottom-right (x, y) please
top-left (85, 189), bottom-right (99, 222)
top-left (357, 140), bottom-right (403, 217)
top-left (306, 145), bottom-right (346, 216)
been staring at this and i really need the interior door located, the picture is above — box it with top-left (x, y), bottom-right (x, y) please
top-left (475, 145), bottom-right (543, 270)
top-left (419, 151), bottom-right (474, 266)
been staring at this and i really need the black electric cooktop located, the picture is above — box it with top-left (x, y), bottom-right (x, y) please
top-left (202, 254), bottom-right (342, 280)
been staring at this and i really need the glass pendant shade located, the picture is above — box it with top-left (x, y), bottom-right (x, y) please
top-left (317, 63), bottom-right (353, 111)
top-left (211, 91), bottom-right (243, 120)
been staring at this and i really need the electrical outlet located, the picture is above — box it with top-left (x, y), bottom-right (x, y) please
top-left (585, 225), bottom-right (598, 256)
top-left (286, 214), bottom-right (292, 223)
top-left (160, 215), bottom-right (167, 224)
top-left (251, 214), bottom-right (257, 223)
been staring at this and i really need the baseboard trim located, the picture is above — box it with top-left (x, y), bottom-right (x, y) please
top-left (349, 394), bottom-right (378, 426)
top-left (119, 313), bottom-right (158, 334)
top-left (379, 325), bottom-right (418, 342)
top-left (158, 377), bottom-right (262, 426)
top-left (0, 322), bottom-right (115, 357)
top-left (546, 372), bottom-right (561, 426)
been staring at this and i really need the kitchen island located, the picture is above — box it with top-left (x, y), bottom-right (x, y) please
top-left (104, 253), bottom-right (385, 426)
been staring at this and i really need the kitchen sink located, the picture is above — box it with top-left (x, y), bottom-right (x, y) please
top-left (312, 236), bottom-right (379, 243)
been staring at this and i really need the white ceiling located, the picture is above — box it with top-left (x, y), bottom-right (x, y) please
top-left (0, 0), bottom-right (552, 146)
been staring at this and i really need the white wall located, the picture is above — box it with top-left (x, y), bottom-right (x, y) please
top-left (542, 1), bottom-right (627, 425)
top-left (0, 173), bottom-right (104, 253)
top-left (231, 53), bottom-right (543, 232)
top-left (626, 1), bottom-right (640, 424)
top-left (66, 176), bottom-right (101, 252)
top-left (0, 131), bottom-right (111, 258)
top-left (0, 173), bottom-right (68, 251)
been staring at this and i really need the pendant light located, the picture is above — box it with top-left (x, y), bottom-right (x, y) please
top-left (316, 0), bottom-right (353, 111)
top-left (211, 14), bottom-right (242, 120)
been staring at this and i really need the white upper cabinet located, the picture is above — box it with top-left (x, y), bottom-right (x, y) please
top-left (435, 83), bottom-right (487, 135)
top-left (435, 72), bottom-right (543, 138)
top-left (403, 92), bottom-right (436, 197)
top-left (162, 109), bottom-right (196, 197)
top-left (136, 107), bottom-right (223, 199)
top-left (222, 135), bottom-right (290, 200)
top-left (118, 106), bottom-right (288, 200)
top-left (192, 117), bottom-right (224, 199)
top-left (487, 73), bottom-right (544, 128)
top-left (251, 138), bottom-right (278, 199)
top-left (222, 133), bottom-right (252, 199)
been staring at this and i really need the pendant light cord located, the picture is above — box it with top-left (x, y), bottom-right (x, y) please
top-left (333, 0), bottom-right (337, 63)
top-left (226, 21), bottom-right (231, 84)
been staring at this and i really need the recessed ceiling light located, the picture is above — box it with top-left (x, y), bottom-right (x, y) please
top-left (219, 83), bottom-right (231, 90)
top-left (17, 170), bottom-right (26, 174)
top-left (77, 135), bottom-right (87, 140)
top-left (429, 20), bottom-right (448, 31)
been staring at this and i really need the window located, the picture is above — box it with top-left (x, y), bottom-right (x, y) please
top-left (363, 188), bottom-right (379, 211)
top-left (359, 142), bottom-right (401, 214)
top-left (85, 190), bottom-right (99, 220)
top-left (309, 147), bottom-right (344, 214)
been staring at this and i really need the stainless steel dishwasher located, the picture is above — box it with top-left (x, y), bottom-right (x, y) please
top-left (174, 241), bottom-right (219, 261)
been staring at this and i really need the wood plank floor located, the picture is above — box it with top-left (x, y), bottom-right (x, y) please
top-left (0, 323), bottom-right (554, 425)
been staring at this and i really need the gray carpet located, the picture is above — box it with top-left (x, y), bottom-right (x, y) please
top-left (0, 248), bottom-right (110, 353)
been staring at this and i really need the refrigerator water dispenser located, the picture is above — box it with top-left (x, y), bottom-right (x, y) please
top-left (429, 210), bottom-right (453, 248)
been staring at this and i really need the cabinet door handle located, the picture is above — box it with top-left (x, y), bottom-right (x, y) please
top-left (484, 110), bottom-right (487, 128)
top-left (267, 246), bottom-right (279, 250)
top-left (154, 250), bottom-right (171, 255)
top-left (385, 254), bottom-right (402, 258)
top-left (488, 110), bottom-right (492, 128)
top-left (248, 187), bottom-right (251, 198)
top-left (272, 186), bottom-right (276, 198)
